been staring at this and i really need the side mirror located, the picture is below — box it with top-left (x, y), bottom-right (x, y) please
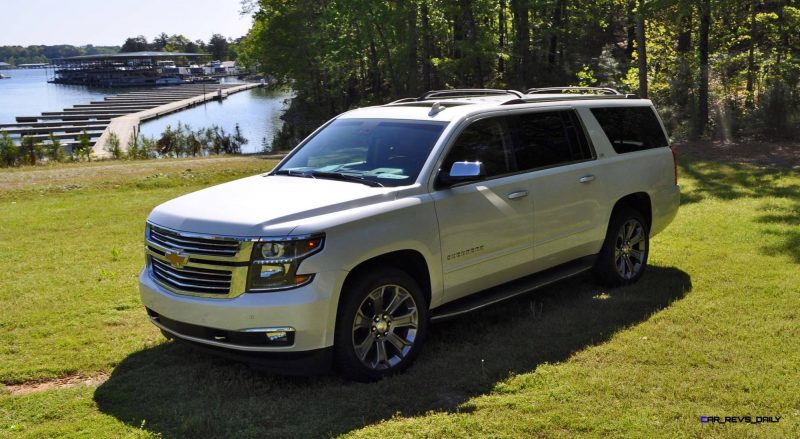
top-left (438, 161), bottom-right (485, 186)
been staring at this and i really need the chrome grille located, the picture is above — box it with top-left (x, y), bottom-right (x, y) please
top-left (149, 224), bottom-right (240, 257)
top-left (145, 222), bottom-right (252, 298)
top-left (150, 257), bottom-right (232, 295)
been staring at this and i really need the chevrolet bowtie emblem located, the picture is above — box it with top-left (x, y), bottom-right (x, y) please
top-left (165, 250), bottom-right (189, 268)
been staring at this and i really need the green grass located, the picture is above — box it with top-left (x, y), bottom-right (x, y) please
top-left (1, 154), bottom-right (799, 438)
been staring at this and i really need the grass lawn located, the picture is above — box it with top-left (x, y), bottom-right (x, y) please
top-left (1, 150), bottom-right (799, 438)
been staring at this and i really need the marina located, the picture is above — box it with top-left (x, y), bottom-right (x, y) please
top-left (50, 52), bottom-right (240, 87)
top-left (1, 82), bottom-right (261, 157)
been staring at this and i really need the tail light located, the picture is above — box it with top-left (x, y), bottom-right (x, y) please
top-left (670, 146), bottom-right (678, 184)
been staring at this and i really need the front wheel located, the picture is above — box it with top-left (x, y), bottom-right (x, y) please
top-left (594, 207), bottom-right (650, 286)
top-left (334, 268), bottom-right (428, 382)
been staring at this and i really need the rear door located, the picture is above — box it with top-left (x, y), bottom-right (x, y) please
top-left (431, 117), bottom-right (535, 301)
top-left (506, 110), bottom-right (606, 269)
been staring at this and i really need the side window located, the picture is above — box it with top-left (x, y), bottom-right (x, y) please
top-left (509, 110), bottom-right (593, 171)
top-left (442, 118), bottom-right (512, 178)
top-left (590, 106), bottom-right (669, 153)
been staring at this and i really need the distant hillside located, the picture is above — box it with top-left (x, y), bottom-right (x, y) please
top-left (0, 45), bottom-right (120, 66)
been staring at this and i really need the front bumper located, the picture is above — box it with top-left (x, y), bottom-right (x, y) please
top-left (139, 268), bottom-right (346, 354)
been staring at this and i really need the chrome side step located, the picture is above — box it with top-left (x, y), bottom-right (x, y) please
top-left (430, 256), bottom-right (595, 322)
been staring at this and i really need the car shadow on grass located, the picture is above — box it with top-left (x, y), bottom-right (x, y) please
top-left (94, 266), bottom-right (691, 438)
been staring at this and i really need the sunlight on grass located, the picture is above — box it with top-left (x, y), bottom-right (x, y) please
top-left (1, 156), bottom-right (798, 438)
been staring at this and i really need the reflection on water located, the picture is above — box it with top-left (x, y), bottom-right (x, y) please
top-left (0, 68), bottom-right (126, 124)
top-left (139, 87), bottom-right (292, 154)
top-left (0, 68), bottom-right (291, 154)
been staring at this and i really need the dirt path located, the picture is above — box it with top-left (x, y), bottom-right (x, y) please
top-left (674, 140), bottom-right (800, 170)
top-left (4, 373), bottom-right (110, 396)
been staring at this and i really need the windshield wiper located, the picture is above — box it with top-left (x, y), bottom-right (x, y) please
top-left (309, 171), bottom-right (384, 187)
top-left (271, 169), bottom-right (315, 178)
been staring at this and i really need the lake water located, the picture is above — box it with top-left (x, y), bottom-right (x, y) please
top-left (0, 68), bottom-right (290, 153)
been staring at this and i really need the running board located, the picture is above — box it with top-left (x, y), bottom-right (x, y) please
top-left (430, 256), bottom-right (595, 322)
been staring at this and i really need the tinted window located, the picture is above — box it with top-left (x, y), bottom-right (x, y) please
top-left (591, 106), bottom-right (669, 153)
top-left (509, 111), bottom-right (593, 171)
top-left (278, 119), bottom-right (446, 187)
top-left (442, 118), bottom-right (512, 178)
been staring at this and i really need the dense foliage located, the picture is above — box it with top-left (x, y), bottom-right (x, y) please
top-left (120, 33), bottom-right (243, 61)
top-left (0, 45), bottom-right (119, 65)
top-left (240, 0), bottom-right (800, 146)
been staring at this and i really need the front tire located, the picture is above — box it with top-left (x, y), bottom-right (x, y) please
top-left (594, 206), bottom-right (650, 286)
top-left (334, 268), bottom-right (428, 382)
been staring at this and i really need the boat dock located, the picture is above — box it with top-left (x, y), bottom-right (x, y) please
top-left (0, 83), bottom-right (262, 157)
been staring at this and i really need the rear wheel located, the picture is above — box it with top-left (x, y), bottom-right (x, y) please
top-left (594, 207), bottom-right (649, 286)
top-left (334, 268), bottom-right (428, 382)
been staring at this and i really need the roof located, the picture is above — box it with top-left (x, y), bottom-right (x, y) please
top-left (338, 88), bottom-right (650, 123)
top-left (58, 51), bottom-right (209, 61)
top-left (0, 62), bottom-right (9, 66)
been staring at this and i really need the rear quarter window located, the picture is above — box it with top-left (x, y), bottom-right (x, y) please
top-left (590, 106), bottom-right (669, 153)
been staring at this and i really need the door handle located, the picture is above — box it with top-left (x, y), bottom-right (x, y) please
top-left (578, 175), bottom-right (596, 183)
top-left (507, 190), bottom-right (529, 200)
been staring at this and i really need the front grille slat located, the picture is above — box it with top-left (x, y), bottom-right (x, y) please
top-left (151, 262), bottom-right (230, 285)
top-left (152, 265), bottom-right (231, 293)
top-left (149, 236), bottom-right (239, 255)
top-left (148, 231), bottom-right (240, 249)
top-left (149, 225), bottom-right (240, 257)
top-left (150, 258), bottom-right (232, 279)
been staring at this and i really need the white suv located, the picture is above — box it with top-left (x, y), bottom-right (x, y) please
top-left (139, 87), bottom-right (680, 381)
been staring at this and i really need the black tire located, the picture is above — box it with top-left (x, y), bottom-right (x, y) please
top-left (593, 206), bottom-right (650, 286)
top-left (334, 268), bottom-right (429, 382)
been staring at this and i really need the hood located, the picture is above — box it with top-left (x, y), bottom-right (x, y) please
top-left (148, 174), bottom-right (396, 236)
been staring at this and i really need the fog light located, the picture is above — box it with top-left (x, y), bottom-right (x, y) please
top-left (266, 331), bottom-right (289, 342)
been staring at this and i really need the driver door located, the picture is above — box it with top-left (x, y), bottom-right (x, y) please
top-left (431, 117), bottom-right (534, 302)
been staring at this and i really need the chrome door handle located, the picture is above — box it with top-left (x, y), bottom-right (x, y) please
top-left (578, 175), bottom-right (596, 183)
top-left (507, 190), bottom-right (529, 200)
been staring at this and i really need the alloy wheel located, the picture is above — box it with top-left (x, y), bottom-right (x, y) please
top-left (351, 284), bottom-right (419, 370)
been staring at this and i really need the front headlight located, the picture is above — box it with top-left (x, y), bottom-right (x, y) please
top-left (247, 234), bottom-right (324, 292)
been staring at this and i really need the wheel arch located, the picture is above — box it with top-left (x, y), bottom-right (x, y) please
top-left (339, 250), bottom-right (432, 311)
top-left (612, 192), bottom-right (652, 230)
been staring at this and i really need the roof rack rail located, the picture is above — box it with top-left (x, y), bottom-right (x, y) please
top-left (526, 87), bottom-right (622, 95)
top-left (417, 89), bottom-right (524, 100)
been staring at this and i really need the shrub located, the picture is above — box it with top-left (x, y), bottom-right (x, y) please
top-left (0, 132), bottom-right (19, 167)
top-left (46, 133), bottom-right (66, 162)
top-left (104, 132), bottom-right (123, 159)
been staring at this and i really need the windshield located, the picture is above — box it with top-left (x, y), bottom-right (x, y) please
top-left (275, 118), bottom-right (447, 187)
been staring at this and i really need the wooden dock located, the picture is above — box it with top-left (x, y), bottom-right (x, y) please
top-left (0, 83), bottom-right (262, 158)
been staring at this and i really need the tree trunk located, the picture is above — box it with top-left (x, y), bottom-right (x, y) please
top-left (548, 0), bottom-right (564, 68)
top-left (698, 0), bottom-right (711, 136)
top-left (625, 0), bottom-right (636, 59)
top-left (511, 0), bottom-right (531, 89)
top-left (636, 0), bottom-right (648, 98)
top-left (421, 1), bottom-right (432, 91)
top-left (675, 0), bottom-right (692, 111)
top-left (499, 0), bottom-right (507, 78)
top-left (407, 3), bottom-right (419, 96)
top-left (745, 0), bottom-right (757, 108)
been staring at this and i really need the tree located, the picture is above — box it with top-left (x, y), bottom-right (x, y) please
top-left (209, 34), bottom-right (230, 60)
top-left (120, 36), bottom-right (148, 52)
top-left (697, 0), bottom-right (710, 136)
top-left (151, 33), bottom-right (169, 51)
top-left (635, 0), bottom-right (648, 98)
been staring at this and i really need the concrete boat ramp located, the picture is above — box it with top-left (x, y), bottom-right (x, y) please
top-left (0, 83), bottom-right (262, 158)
